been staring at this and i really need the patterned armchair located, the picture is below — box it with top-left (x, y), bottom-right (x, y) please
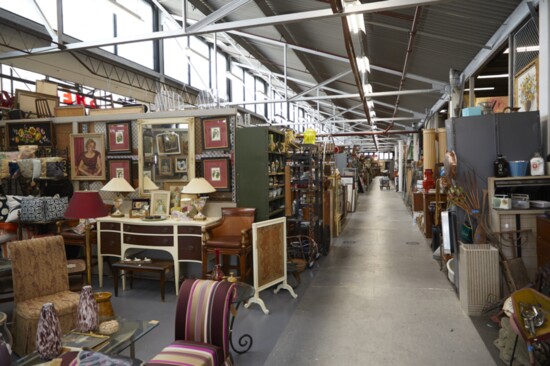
top-left (146, 279), bottom-right (237, 366)
top-left (8, 235), bottom-right (80, 356)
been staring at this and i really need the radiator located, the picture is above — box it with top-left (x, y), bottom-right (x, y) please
top-left (459, 243), bottom-right (500, 316)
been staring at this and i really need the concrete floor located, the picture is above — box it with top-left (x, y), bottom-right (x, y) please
top-left (2, 177), bottom-right (502, 365)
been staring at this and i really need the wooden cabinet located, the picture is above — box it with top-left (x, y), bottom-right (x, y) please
top-left (97, 216), bottom-right (220, 295)
top-left (537, 216), bottom-right (550, 267)
top-left (236, 127), bottom-right (286, 221)
top-left (422, 192), bottom-right (446, 239)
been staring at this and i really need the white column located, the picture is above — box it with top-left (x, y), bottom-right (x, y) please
top-left (541, 0), bottom-right (549, 155)
top-left (398, 140), bottom-right (404, 193)
top-left (413, 133), bottom-right (420, 162)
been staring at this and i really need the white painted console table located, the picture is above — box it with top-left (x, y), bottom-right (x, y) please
top-left (97, 216), bottom-right (221, 295)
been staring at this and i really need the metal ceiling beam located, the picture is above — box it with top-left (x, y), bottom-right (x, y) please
top-left (187, 0), bottom-right (251, 33)
top-left (289, 70), bottom-right (352, 100)
top-left (0, 0), bottom-right (445, 60)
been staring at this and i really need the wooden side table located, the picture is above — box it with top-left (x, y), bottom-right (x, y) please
top-left (112, 260), bottom-right (174, 302)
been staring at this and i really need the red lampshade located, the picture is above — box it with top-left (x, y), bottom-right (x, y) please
top-left (64, 191), bottom-right (108, 219)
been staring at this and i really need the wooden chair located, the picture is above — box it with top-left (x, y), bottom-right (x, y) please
top-left (202, 208), bottom-right (255, 282)
top-left (146, 279), bottom-right (237, 366)
top-left (8, 235), bottom-right (80, 356)
top-left (35, 98), bottom-right (53, 118)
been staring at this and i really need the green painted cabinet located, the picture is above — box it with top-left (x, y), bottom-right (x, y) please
top-left (236, 127), bottom-right (286, 221)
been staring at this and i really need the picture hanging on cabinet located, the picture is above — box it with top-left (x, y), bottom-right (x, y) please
top-left (107, 158), bottom-right (132, 184)
top-left (6, 121), bottom-right (54, 148)
top-left (158, 157), bottom-right (173, 176)
top-left (156, 132), bottom-right (180, 155)
top-left (69, 133), bottom-right (106, 181)
top-left (106, 121), bottom-right (132, 154)
top-left (202, 117), bottom-right (229, 150)
top-left (514, 58), bottom-right (538, 112)
top-left (202, 158), bottom-right (230, 191)
top-left (175, 157), bottom-right (188, 173)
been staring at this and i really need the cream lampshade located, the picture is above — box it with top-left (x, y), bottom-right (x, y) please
top-left (143, 175), bottom-right (159, 191)
top-left (181, 178), bottom-right (216, 220)
top-left (101, 178), bottom-right (135, 217)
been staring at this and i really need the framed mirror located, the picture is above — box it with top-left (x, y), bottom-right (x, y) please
top-left (137, 117), bottom-right (195, 196)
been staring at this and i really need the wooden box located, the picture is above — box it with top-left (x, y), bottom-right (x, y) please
top-left (54, 105), bottom-right (86, 117)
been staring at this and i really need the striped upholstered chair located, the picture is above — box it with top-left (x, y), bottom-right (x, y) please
top-left (146, 279), bottom-right (237, 366)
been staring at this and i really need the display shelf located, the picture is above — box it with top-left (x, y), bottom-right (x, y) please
top-left (285, 144), bottom-right (326, 254)
top-left (236, 127), bottom-right (286, 221)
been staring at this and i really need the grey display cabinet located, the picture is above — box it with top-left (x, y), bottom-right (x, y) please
top-left (235, 127), bottom-right (286, 221)
top-left (445, 111), bottom-right (541, 190)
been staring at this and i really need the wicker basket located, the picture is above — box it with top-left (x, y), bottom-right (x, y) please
top-left (289, 258), bottom-right (307, 272)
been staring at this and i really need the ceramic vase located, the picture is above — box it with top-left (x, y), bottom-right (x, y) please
top-left (94, 292), bottom-right (115, 323)
top-left (36, 303), bottom-right (62, 360)
top-left (76, 285), bottom-right (98, 333)
top-left (0, 312), bottom-right (12, 350)
top-left (422, 169), bottom-right (435, 191)
top-left (0, 333), bottom-right (10, 366)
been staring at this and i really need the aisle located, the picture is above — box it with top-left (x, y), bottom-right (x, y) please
top-left (264, 177), bottom-right (496, 366)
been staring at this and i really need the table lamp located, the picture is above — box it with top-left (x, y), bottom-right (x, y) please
top-left (64, 191), bottom-right (108, 285)
top-left (181, 178), bottom-right (216, 220)
top-left (143, 175), bottom-right (159, 192)
top-left (101, 178), bottom-right (135, 217)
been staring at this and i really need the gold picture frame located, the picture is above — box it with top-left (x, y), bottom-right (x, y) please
top-left (514, 58), bottom-right (538, 112)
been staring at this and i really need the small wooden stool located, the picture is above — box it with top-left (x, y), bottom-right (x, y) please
top-left (112, 260), bottom-right (174, 302)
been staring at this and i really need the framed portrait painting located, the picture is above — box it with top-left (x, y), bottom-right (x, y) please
top-left (70, 133), bottom-right (106, 181)
top-left (6, 121), bottom-right (54, 148)
top-left (106, 121), bottom-right (132, 154)
top-left (158, 157), bottom-right (173, 176)
top-left (514, 58), bottom-right (538, 112)
top-left (150, 190), bottom-right (171, 216)
top-left (202, 158), bottom-right (230, 191)
top-left (202, 117), bottom-right (229, 150)
top-left (107, 158), bottom-right (132, 183)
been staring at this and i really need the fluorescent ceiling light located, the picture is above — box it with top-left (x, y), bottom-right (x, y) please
top-left (503, 45), bottom-right (539, 54)
top-left (356, 56), bottom-right (370, 74)
top-left (477, 74), bottom-right (509, 79)
top-left (464, 87), bottom-right (495, 91)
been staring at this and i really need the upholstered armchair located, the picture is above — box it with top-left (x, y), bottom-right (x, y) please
top-left (8, 235), bottom-right (80, 356)
top-left (202, 208), bottom-right (256, 282)
top-left (146, 279), bottom-right (237, 366)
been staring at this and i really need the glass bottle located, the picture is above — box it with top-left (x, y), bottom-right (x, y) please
top-left (212, 249), bottom-right (224, 281)
top-left (493, 154), bottom-right (509, 177)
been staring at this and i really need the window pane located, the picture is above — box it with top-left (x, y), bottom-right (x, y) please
top-left (244, 72), bottom-right (254, 112)
top-left (189, 37), bottom-right (210, 90)
top-left (164, 37), bottom-right (189, 84)
top-left (230, 65), bottom-right (244, 107)
top-left (115, 0), bottom-right (154, 68)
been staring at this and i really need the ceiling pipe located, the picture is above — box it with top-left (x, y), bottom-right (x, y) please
top-left (388, 6), bottom-right (422, 132)
top-left (330, 0), bottom-right (378, 150)
top-left (302, 130), bottom-right (419, 138)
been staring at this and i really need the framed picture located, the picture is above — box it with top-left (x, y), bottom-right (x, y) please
top-left (106, 121), bottom-right (132, 154)
top-left (514, 58), bottom-right (538, 112)
top-left (202, 117), bottom-right (229, 150)
top-left (6, 121), bottom-right (54, 148)
top-left (158, 157), bottom-right (173, 176)
top-left (156, 132), bottom-right (181, 155)
top-left (202, 158), bottom-right (230, 191)
top-left (70, 133), bottom-right (106, 181)
top-left (143, 130), bottom-right (154, 157)
top-left (107, 158), bottom-right (132, 184)
top-left (130, 198), bottom-right (150, 218)
top-left (150, 190), bottom-right (171, 216)
top-left (175, 157), bottom-right (188, 173)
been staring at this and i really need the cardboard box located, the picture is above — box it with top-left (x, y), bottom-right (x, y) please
top-left (54, 105), bottom-right (86, 117)
top-left (88, 105), bottom-right (145, 116)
